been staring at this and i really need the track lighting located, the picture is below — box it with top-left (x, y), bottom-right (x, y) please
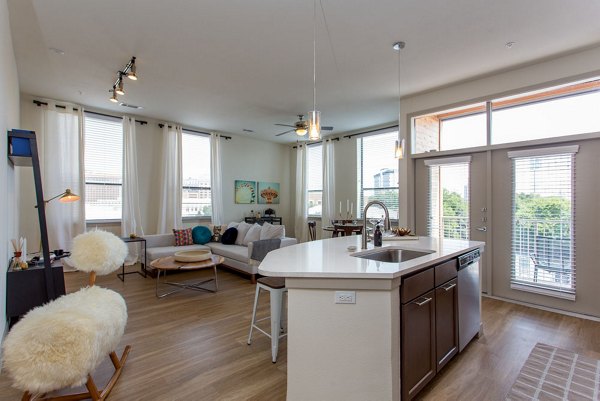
top-left (108, 57), bottom-right (137, 103)
top-left (109, 89), bottom-right (119, 103)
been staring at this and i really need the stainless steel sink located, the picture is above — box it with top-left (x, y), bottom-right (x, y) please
top-left (352, 247), bottom-right (434, 263)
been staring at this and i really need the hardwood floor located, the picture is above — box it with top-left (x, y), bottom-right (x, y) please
top-left (1, 266), bottom-right (599, 401)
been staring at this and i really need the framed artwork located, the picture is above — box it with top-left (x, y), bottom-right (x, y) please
top-left (258, 181), bottom-right (280, 204)
top-left (235, 180), bottom-right (256, 204)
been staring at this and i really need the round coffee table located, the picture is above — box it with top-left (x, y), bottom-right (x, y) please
top-left (150, 254), bottom-right (224, 298)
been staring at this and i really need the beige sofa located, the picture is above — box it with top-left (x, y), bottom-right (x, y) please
top-left (144, 226), bottom-right (296, 283)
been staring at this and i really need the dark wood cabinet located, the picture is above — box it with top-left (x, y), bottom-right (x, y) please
top-left (401, 258), bottom-right (460, 400)
top-left (401, 268), bottom-right (436, 401)
top-left (244, 216), bottom-right (282, 225)
top-left (435, 278), bottom-right (459, 371)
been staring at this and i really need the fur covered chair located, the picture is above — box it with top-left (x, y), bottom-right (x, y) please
top-left (2, 230), bottom-right (132, 401)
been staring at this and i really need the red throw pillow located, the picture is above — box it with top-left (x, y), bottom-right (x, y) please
top-left (173, 228), bottom-right (193, 246)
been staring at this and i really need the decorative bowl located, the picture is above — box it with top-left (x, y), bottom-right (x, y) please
top-left (392, 227), bottom-right (412, 236)
top-left (174, 250), bottom-right (212, 262)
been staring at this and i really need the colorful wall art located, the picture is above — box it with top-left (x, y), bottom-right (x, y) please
top-left (258, 181), bottom-right (280, 204)
top-left (235, 180), bottom-right (256, 204)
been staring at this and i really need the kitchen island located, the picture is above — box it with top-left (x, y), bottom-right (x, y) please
top-left (258, 235), bottom-right (485, 401)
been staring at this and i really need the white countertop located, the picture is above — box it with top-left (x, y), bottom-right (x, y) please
top-left (258, 235), bottom-right (485, 279)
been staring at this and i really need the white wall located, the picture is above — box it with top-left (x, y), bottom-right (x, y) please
top-left (0, 0), bottom-right (21, 342)
top-left (18, 98), bottom-right (291, 239)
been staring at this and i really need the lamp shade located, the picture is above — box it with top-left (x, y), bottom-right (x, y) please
top-left (58, 189), bottom-right (80, 203)
top-left (308, 110), bottom-right (321, 141)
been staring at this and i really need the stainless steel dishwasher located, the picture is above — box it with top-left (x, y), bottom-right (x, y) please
top-left (457, 248), bottom-right (481, 352)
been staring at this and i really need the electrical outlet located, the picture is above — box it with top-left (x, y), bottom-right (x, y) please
top-left (335, 291), bottom-right (356, 304)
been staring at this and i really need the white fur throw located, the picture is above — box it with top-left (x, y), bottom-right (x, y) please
top-left (70, 230), bottom-right (128, 275)
top-left (2, 286), bottom-right (127, 394)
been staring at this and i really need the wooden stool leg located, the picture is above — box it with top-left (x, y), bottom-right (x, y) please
top-left (21, 391), bottom-right (32, 401)
top-left (85, 375), bottom-right (101, 400)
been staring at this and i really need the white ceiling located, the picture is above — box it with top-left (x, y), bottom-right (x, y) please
top-left (8, 0), bottom-right (600, 143)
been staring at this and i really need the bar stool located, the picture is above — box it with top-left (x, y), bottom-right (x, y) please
top-left (308, 220), bottom-right (317, 241)
top-left (247, 276), bottom-right (287, 363)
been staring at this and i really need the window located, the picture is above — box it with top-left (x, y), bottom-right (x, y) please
top-left (84, 113), bottom-right (123, 220)
top-left (357, 131), bottom-right (399, 219)
top-left (182, 132), bottom-right (211, 218)
top-left (413, 103), bottom-right (487, 154)
top-left (426, 158), bottom-right (470, 240)
top-left (412, 78), bottom-right (600, 154)
top-left (307, 144), bottom-right (323, 216)
top-left (509, 146), bottom-right (577, 298)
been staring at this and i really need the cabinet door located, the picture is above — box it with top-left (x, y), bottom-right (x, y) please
top-left (401, 290), bottom-right (436, 401)
top-left (435, 278), bottom-right (458, 371)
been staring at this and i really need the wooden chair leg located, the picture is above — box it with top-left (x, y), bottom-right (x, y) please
top-left (85, 376), bottom-right (101, 401)
top-left (22, 391), bottom-right (32, 401)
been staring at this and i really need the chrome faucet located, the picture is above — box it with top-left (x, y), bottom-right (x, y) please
top-left (362, 200), bottom-right (391, 249)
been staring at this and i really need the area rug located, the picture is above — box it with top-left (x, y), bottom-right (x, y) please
top-left (506, 343), bottom-right (600, 400)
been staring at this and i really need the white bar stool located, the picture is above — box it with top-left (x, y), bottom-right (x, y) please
top-left (247, 276), bottom-right (287, 363)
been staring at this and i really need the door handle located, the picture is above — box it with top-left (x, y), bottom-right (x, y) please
top-left (476, 227), bottom-right (487, 232)
top-left (414, 297), bottom-right (432, 306)
top-left (442, 283), bottom-right (456, 292)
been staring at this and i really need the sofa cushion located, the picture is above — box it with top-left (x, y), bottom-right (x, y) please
top-left (221, 227), bottom-right (238, 245)
top-left (192, 225), bottom-right (212, 245)
top-left (173, 228), bottom-right (193, 246)
top-left (242, 223), bottom-right (262, 246)
top-left (147, 244), bottom-right (210, 262)
top-left (234, 222), bottom-right (252, 246)
top-left (207, 243), bottom-right (249, 263)
top-left (260, 222), bottom-right (285, 240)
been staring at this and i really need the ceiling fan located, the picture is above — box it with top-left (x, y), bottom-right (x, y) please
top-left (275, 114), bottom-right (333, 137)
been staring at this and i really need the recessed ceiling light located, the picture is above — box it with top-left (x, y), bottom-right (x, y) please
top-left (48, 47), bottom-right (65, 55)
top-left (119, 103), bottom-right (143, 109)
top-left (505, 41), bottom-right (516, 49)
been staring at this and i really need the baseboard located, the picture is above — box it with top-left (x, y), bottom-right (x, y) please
top-left (483, 294), bottom-right (600, 322)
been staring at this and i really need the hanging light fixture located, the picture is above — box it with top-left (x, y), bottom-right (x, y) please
top-left (126, 57), bottom-right (138, 80)
top-left (308, 0), bottom-right (321, 141)
top-left (393, 41), bottom-right (406, 159)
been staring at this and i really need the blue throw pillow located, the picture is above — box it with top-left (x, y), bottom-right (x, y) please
top-left (221, 227), bottom-right (238, 245)
top-left (192, 225), bottom-right (212, 245)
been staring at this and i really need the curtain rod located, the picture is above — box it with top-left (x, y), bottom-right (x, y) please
top-left (157, 123), bottom-right (231, 140)
top-left (292, 137), bottom-right (339, 148)
top-left (342, 125), bottom-right (399, 139)
top-left (32, 100), bottom-right (148, 125)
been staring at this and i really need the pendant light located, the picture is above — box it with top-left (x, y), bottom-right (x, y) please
top-left (393, 41), bottom-right (406, 159)
top-left (308, 0), bottom-right (321, 141)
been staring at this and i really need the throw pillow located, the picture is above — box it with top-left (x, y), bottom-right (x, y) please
top-left (234, 222), bottom-right (252, 246)
top-left (227, 222), bottom-right (239, 229)
top-left (192, 225), bottom-right (212, 245)
top-left (260, 222), bottom-right (285, 240)
top-left (173, 228), bottom-right (193, 246)
top-left (208, 224), bottom-right (228, 242)
top-left (221, 227), bottom-right (238, 245)
top-left (243, 223), bottom-right (262, 246)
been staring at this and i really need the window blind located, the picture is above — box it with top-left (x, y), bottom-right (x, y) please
top-left (427, 161), bottom-right (470, 240)
top-left (84, 113), bottom-right (123, 220)
top-left (510, 150), bottom-right (576, 298)
top-left (358, 131), bottom-right (399, 219)
top-left (182, 132), bottom-right (211, 217)
top-left (307, 144), bottom-right (323, 216)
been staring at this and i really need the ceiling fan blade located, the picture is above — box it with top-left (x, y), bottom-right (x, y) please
top-left (321, 126), bottom-right (334, 130)
top-left (275, 123), bottom-right (295, 128)
top-left (275, 129), bottom-right (295, 137)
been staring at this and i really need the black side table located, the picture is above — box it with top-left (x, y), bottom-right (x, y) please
top-left (118, 237), bottom-right (147, 282)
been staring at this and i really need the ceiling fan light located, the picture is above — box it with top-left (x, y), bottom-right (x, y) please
top-left (308, 110), bottom-right (321, 140)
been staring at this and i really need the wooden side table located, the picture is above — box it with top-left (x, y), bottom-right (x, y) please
top-left (150, 255), bottom-right (224, 298)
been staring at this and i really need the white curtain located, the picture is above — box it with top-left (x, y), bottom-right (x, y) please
top-left (294, 145), bottom-right (308, 242)
top-left (210, 132), bottom-right (224, 225)
top-left (157, 124), bottom-right (183, 233)
top-left (322, 139), bottom-right (336, 226)
top-left (122, 116), bottom-right (145, 264)
top-left (38, 103), bottom-right (86, 251)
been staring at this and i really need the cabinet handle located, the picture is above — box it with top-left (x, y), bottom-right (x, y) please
top-left (414, 297), bottom-right (432, 306)
top-left (442, 283), bottom-right (457, 292)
